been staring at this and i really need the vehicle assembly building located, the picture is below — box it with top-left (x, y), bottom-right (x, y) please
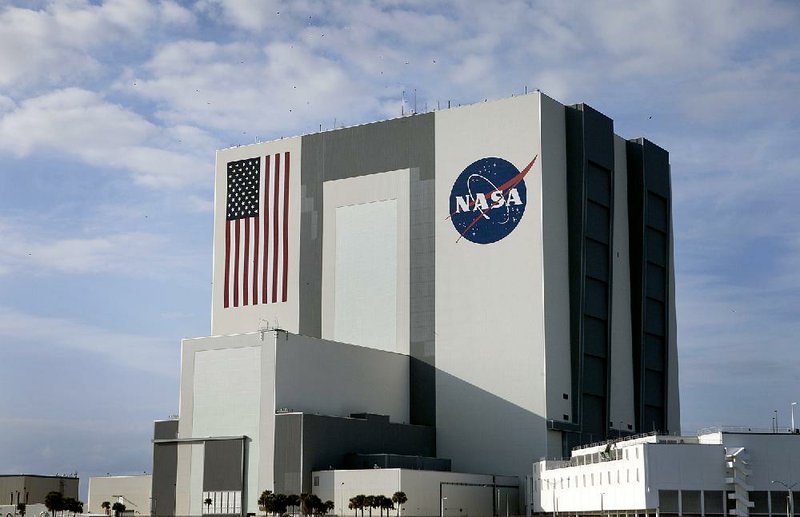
top-left (149, 92), bottom-right (679, 516)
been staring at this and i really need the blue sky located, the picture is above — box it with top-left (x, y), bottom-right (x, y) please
top-left (1, 0), bottom-right (799, 498)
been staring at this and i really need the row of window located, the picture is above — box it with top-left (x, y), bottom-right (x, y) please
top-left (538, 467), bottom-right (641, 490)
top-left (571, 447), bottom-right (641, 466)
top-left (201, 490), bottom-right (242, 515)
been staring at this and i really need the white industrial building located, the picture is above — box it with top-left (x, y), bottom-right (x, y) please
top-left (528, 429), bottom-right (800, 517)
top-left (149, 92), bottom-right (681, 516)
top-left (87, 475), bottom-right (152, 515)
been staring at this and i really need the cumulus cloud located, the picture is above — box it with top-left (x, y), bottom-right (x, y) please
top-left (0, 306), bottom-right (178, 377)
top-left (0, 216), bottom-right (187, 278)
top-left (120, 38), bottom-right (379, 136)
top-left (0, 87), bottom-right (214, 187)
top-left (0, 0), bottom-right (195, 93)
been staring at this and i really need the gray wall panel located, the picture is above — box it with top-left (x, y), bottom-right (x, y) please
top-left (274, 413), bottom-right (435, 494)
top-left (299, 114), bottom-right (436, 425)
top-left (273, 414), bottom-right (303, 495)
top-left (202, 439), bottom-right (244, 492)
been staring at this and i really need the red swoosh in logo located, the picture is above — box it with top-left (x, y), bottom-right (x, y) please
top-left (450, 154), bottom-right (538, 242)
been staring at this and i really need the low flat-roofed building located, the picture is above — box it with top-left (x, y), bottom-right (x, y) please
top-left (0, 474), bottom-right (79, 505)
top-left (528, 429), bottom-right (800, 517)
top-left (87, 474), bottom-right (152, 516)
top-left (314, 469), bottom-right (520, 517)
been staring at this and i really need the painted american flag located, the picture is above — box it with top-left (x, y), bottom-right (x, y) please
top-left (223, 153), bottom-right (290, 308)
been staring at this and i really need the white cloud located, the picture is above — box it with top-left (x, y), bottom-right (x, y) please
top-left (0, 306), bottom-right (177, 377)
top-left (0, 87), bottom-right (214, 187)
top-left (123, 39), bottom-right (379, 136)
top-left (0, 1), bottom-right (195, 93)
top-left (0, 217), bottom-right (186, 278)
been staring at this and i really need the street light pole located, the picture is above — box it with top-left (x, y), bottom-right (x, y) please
top-left (340, 482), bottom-right (344, 517)
top-left (771, 480), bottom-right (798, 517)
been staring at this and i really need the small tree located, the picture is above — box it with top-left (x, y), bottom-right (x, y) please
top-left (391, 492), bottom-right (407, 517)
top-left (204, 497), bottom-right (213, 514)
top-left (64, 498), bottom-right (83, 517)
top-left (273, 494), bottom-right (289, 516)
top-left (301, 494), bottom-right (321, 516)
top-left (379, 496), bottom-right (393, 517)
top-left (45, 491), bottom-right (64, 517)
top-left (321, 501), bottom-right (334, 516)
top-left (17, 503), bottom-right (26, 517)
top-left (101, 502), bottom-right (111, 516)
top-left (362, 495), bottom-right (378, 517)
top-left (354, 495), bottom-right (366, 517)
top-left (259, 491), bottom-right (274, 516)
top-left (286, 495), bottom-right (300, 517)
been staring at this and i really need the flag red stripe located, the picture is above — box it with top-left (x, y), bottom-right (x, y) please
top-left (262, 155), bottom-right (271, 304)
top-left (224, 221), bottom-right (231, 308)
top-left (282, 151), bottom-right (290, 302)
top-left (243, 218), bottom-right (250, 305)
top-left (233, 218), bottom-right (240, 307)
top-left (272, 153), bottom-right (280, 303)
top-left (252, 214), bottom-right (259, 305)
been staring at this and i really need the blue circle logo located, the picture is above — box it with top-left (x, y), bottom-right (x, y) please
top-left (448, 156), bottom-right (536, 244)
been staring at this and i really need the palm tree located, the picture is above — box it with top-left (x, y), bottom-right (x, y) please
top-left (101, 502), bottom-right (111, 516)
top-left (364, 496), bottom-right (375, 517)
top-left (259, 491), bottom-right (274, 516)
top-left (379, 497), bottom-right (393, 517)
top-left (45, 491), bottom-right (64, 517)
top-left (323, 501), bottom-right (335, 516)
top-left (273, 493), bottom-right (288, 516)
top-left (204, 497), bottom-right (213, 514)
top-left (301, 494), bottom-right (321, 516)
top-left (64, 498), bottom-right (82, 517)
top-left (373, 496), bottom-right (384, 517)
top-left (16, 503), bottom-right (26, 517)
top-left (350, 496), bottom-right (366, 517)
top-left (286, 494), bottom-right (300, 517)
top-left (299, 494), bottom-right (310, 516)
top-left (391, 492), bottom-right (407, 517)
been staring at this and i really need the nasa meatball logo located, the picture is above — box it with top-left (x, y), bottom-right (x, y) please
top-left (448, 154), bottom-right (538, 244)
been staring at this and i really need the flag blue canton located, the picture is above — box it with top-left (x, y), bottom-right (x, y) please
top-left (226, 158), bottom-right (260, 220)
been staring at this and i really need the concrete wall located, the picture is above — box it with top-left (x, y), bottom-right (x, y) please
top-left (315, 469), bottom-right (519, 517)
top-left (176, 333), bottom-right (272, 516)
top-left (609, 134), bottom-right (636, 434)
top-left (275, 333), bottom-right (409, 423)
top-left (274, 413), bottom-right (435, 494)
top-left (540, 94), bottom-right (573, 438)
top-left (87, 475), bottom-right (152, 515)
top-left (711, 432), bottom-right (800, 490)
top-left (175, 331), bottom-right (412, 515)
top-left (321, 169), bottom-right (410, 355)
top-left (434, 93), bottom-right (548, 480)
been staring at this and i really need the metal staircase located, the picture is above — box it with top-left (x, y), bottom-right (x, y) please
top-left (726, 447), bottom-right (754, 517)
